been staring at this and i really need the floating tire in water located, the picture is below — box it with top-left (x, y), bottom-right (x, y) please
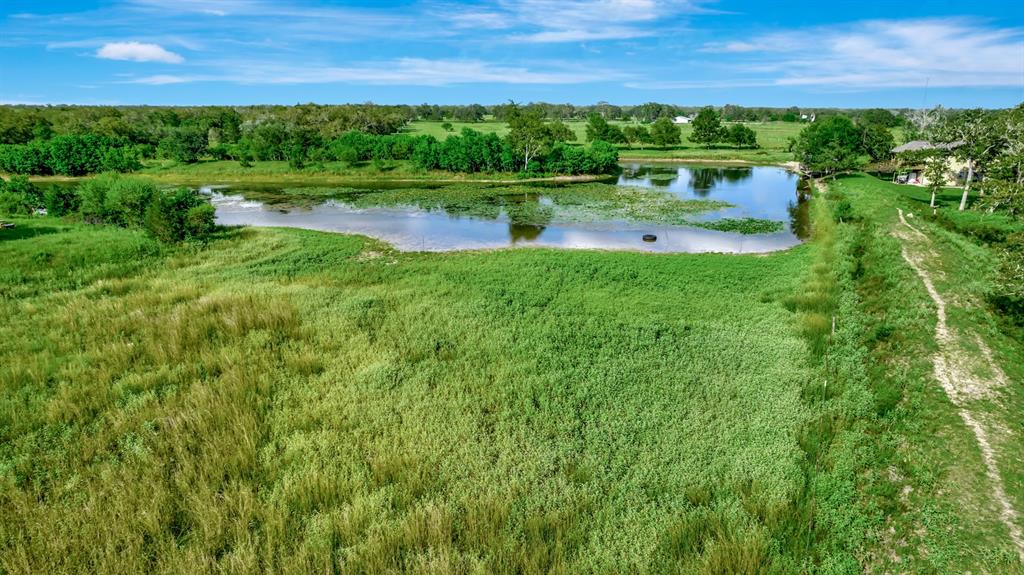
top-left (642, 234), bottom-right (657, 242)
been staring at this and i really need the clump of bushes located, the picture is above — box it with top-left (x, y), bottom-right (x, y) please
top-left (0, 175), bottom-right (42, 215)
top-left (988, 232), bottom-right (1024, 327)
top-left (0, 173), bottom-right (215, 243)
top-left (0, 135), bottom-right (141, 176)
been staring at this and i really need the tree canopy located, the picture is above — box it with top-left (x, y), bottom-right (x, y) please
top-left (688, 108), bottom-right (727, 148)
top-left (792, 116), bottom-right (864, 176)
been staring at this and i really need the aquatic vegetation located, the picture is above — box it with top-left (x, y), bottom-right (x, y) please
top-left (236, 182), bottom-right (735, 227)
top-left (689, 217), bottom-right (785, 234)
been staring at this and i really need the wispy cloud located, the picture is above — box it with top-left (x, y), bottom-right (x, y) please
top-left (688, 18), bottom-right (1024, 89)
top-left (447, 0), bottom-right (711, 43)
top-left (96, 41), bottom-right (184, 63)
top-left (123, 58), bottom-right (627, 86)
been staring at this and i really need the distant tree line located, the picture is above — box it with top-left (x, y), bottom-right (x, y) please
top-left (0, 104), bottom-right (412, 175)
top-left (0, 103), bottom-right (620, 176)
top-left (327, 108), bottom-right (618, 175)
top-left (586, 109), bottom-right (758, 150)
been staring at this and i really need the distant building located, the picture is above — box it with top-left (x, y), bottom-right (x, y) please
top-left (672, 115), bottom-right (692, 124)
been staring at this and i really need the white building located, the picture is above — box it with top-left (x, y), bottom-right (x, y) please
top-left (672, 115), bottom-right (692, 124)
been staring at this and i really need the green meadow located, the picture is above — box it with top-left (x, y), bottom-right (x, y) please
top-left (405, 120), bottom-right (804, 164)
top-left (1, 172), bottom-right (1021, 573)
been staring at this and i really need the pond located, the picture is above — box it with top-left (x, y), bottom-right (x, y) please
top-left (207, 164), bottom-right (809, 253)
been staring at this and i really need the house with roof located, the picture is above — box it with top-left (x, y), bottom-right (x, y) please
top-left (890, 140), bottom-right (968, 186)
top-left (672, 115), bottom-right (692, 125)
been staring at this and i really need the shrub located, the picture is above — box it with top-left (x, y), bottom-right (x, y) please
top-left (207, 144), bottom-right (232, 160)
top-left (101, 146), bottom-right (142, 173)
top-left (43, 185), bottom-right (81, 216)
top-left (144, 187), bottom-right (211, 242)
top-left (587, 140), bottom-right (620, 174)
top-left (0, 175), bottom-right (40, 215)
top-left (185, 203), bottom-right (216, 239)
top-left (411, 136), bottom-right (441, 170)
top-left (104, 177), bottom-right (157, 228)
top-left (77, 174), bottom-right (116, 222)
top-left (989, 232), bottom-right (1024, 327)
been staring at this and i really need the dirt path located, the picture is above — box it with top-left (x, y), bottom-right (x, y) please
top-left (893, 208), bottom-right (1024, 562)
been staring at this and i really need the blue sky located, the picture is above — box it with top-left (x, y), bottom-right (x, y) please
top-left (2, 0), bottom-right (1023, 107)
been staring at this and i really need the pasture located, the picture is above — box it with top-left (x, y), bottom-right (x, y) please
top-left (405, 120), bottom-right (805, 163)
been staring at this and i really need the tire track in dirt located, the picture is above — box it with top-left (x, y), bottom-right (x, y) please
top-left (894, 208), bottom-right (1024, 562)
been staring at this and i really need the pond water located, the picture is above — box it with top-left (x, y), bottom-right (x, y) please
top-left (208, 165), bottom-right (809, 254)
top-left (618, 164), bottom-right (801, 222)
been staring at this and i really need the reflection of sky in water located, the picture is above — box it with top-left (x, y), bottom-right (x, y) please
top-left (207, 165), bottom-right (805, 253)
top-left (213, 196), bottom-right (799, 253)
top-left (617, 164), bottom-right (800, 222)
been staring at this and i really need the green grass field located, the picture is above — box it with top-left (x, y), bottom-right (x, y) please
top-left (405, 120), bottom-right (804, 164)
top-left (1, 173), bottom-right (1021, 573)
top-left (0, 185), bottom-right (872, 573)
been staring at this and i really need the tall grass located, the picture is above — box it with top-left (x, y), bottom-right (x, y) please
top-left (1, 184), bottom-right (974, 573)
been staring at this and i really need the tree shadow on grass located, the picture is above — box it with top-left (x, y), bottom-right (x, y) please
top-left (0, 225), bottom-right (60, 243)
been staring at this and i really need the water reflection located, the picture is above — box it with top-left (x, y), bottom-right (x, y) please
top-left (618, 164), bottom-right (797, 222)
top-left (206, 164), bottom-right (806, 254)
top-left (509, 223), bottom-right (545, 243)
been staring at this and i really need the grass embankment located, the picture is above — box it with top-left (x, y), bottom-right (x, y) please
top-left (406, 120), bottom-right (802, 164)
top-left (816, 174), bottom-right (1024, 571)
top-left (132, 159), bottom-right (614, 186)
top-left (2, 186), bottom-right (892, 573)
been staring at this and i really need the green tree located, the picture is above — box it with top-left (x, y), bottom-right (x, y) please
top-left (859, 108), bottom-right (901, 128)
top-left (284, 126), bottom-right (322, 170)
top-left (584, 113), bottom-right (625, 144)
top-left (506, 106), bottom-right (555, 171)
top-left (160, 127), bottom-right (207, 164)
top-left (859, 123), bottom-right (896, 162)
top-left (650, 117), bottom-right (682, 148)
top-left (688, 107), bottom-right (726, 148)
top-left (47, 135), bottom-right (107, 176)
top-left (937, 109), bottom-right (1008, 211)
top-left (792, 116), bottom-right (864, 177)
top-left (622, 125), bottom-right (651, 149)
top-left (923, 153), bottom-right (951, 208)
top-left (725, 124), bottom-right (758, 149)
top-left (548, 120), bottom-right (575, 143)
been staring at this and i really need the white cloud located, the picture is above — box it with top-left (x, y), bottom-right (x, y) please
top-left (683, 18), bottom-right (1024, 90)
top-left (123, 58), bottom-right (625, 86)
top-left (96, 41), bottom-right (184, 63)
top-left (453, 0), bottom-right (710, 43)
top-left (127, 74), bottom-right (190, 85)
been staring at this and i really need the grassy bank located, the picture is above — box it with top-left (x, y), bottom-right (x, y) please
top-left (817, 174), bottom-right (1024, 571)
top-left (132, 159), bottom-right (615, 186)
